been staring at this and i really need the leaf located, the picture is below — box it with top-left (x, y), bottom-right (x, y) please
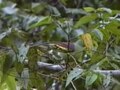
top-left (105, 21), bottom-right (120, 36)
top-left (60, 0), bottom-right (67, 5)
top-left (42, 23), bottom-right (57, 33)
top-left (66, 67), bottom-right (83, 87)
top-left (103, 74), bottom-right (111, 87)
top-left (84, 7), bottom-right (95, 12)
top-left (66, 8), bottom-right (87, 15)
top-left (97, 8), bottom-right (112, 13)
top-left (92, 29), bottom-right (103, 40)
top-left (74, 13), bottom-right (97, 29)
top-left (28, 16), bottom-right (52, 29)
top-left (110, 63), bottom-right (119, 69)
top-left (2, 4), bottom-right (18, 15)
top-left (32, 3), bottom-right (46, 14)
top-left (17, 43), bottom-right (29, 63)
top-left (0, 76), bottom-right (16, 90)
top-left (81, 33), bottom-right (93, 50)
top-left (85, 73), bottom-right (98, 86)
top-left (48, 5), bottom-right (61, 16)
top-left (0, 29), bottom-right (12, 41)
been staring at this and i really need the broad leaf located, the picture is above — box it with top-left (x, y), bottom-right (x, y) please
top-left (74, 13), bottom-right (97, 29)
top-left (66, 67), bottom-right (83, 87)
top-left (85, 73), bottom-right (98, 86)
top-left (84, 7), bottom-right (95, 12)
top-left (32, 3), bottom-right (47, 14)
top-left (92, 29), bottom-right (103, 40)
top-left (105, 21), bottom-right (120, 36)
top-left (28, 16), bottom-right (52, 29)
top-left (0, 76), bottom-right (16, 90)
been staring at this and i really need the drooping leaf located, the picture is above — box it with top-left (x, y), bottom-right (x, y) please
top-left (66, 67), bottom-right (83, 87)
top-left (92, 29), bottom-right (103, 41)
top-left (74, 13), bottom-right (97, 29)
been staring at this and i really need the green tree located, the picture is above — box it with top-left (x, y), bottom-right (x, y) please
top-left (0, 0), bottom-right (120, 90)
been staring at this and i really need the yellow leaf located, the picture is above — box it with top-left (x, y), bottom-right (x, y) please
top-left (81, 33), bottom-right (93, 50)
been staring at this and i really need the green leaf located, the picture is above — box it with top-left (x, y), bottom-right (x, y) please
top-left (66, 67), bottom-right (83, 87)
top-left (110, 63), bottom-right (119, 69)
top-left (84, 7), bottom-right (95, 12)
top-left (92, 29), bottom-right (103, 40)
top-left (0, 76), bottom-right (16, 90)
top-left (105, 21), bottom-right (120, 36)
top-left (74, 13), bottom-right (97, 29)
top-left (60, 0), bottom-right (67, 5)
top-left (97, 8), bottom-right (112, 13)
top-left (42, 23), bottom-right (57, 33)
top-left (32, 3), bottom-right (47, 14)
top-left (85, 73), bottom-right (98, 86)
top-left (28, 16), bottom-right (52, 29)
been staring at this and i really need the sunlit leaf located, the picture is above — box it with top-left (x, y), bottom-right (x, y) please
top-left (66, 67), bottom-right (83, 87)
top-left (0, 76), bottom-right (16, 90)
top-left (2, 4), bottom-right (18, 14)
top-left (28, 16), bottom-right (52, 29)
top-left (84, 7), bottom-right (95, 12)
top-left (97, 8), bottom-right (112, 13)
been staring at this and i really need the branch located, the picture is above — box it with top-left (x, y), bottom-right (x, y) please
top-left (37, 62), bottom-right (65, 72)
top-left (36, 61), bottom-right (120, 76)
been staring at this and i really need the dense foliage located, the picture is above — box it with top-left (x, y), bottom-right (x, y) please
top-left (0, 0), bottom-right (120, 90)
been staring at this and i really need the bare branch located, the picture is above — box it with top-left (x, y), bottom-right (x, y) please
top-left (36, 61), bottom-right (120, 76)
top-left (37, 62), bottom-right (65, 72)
